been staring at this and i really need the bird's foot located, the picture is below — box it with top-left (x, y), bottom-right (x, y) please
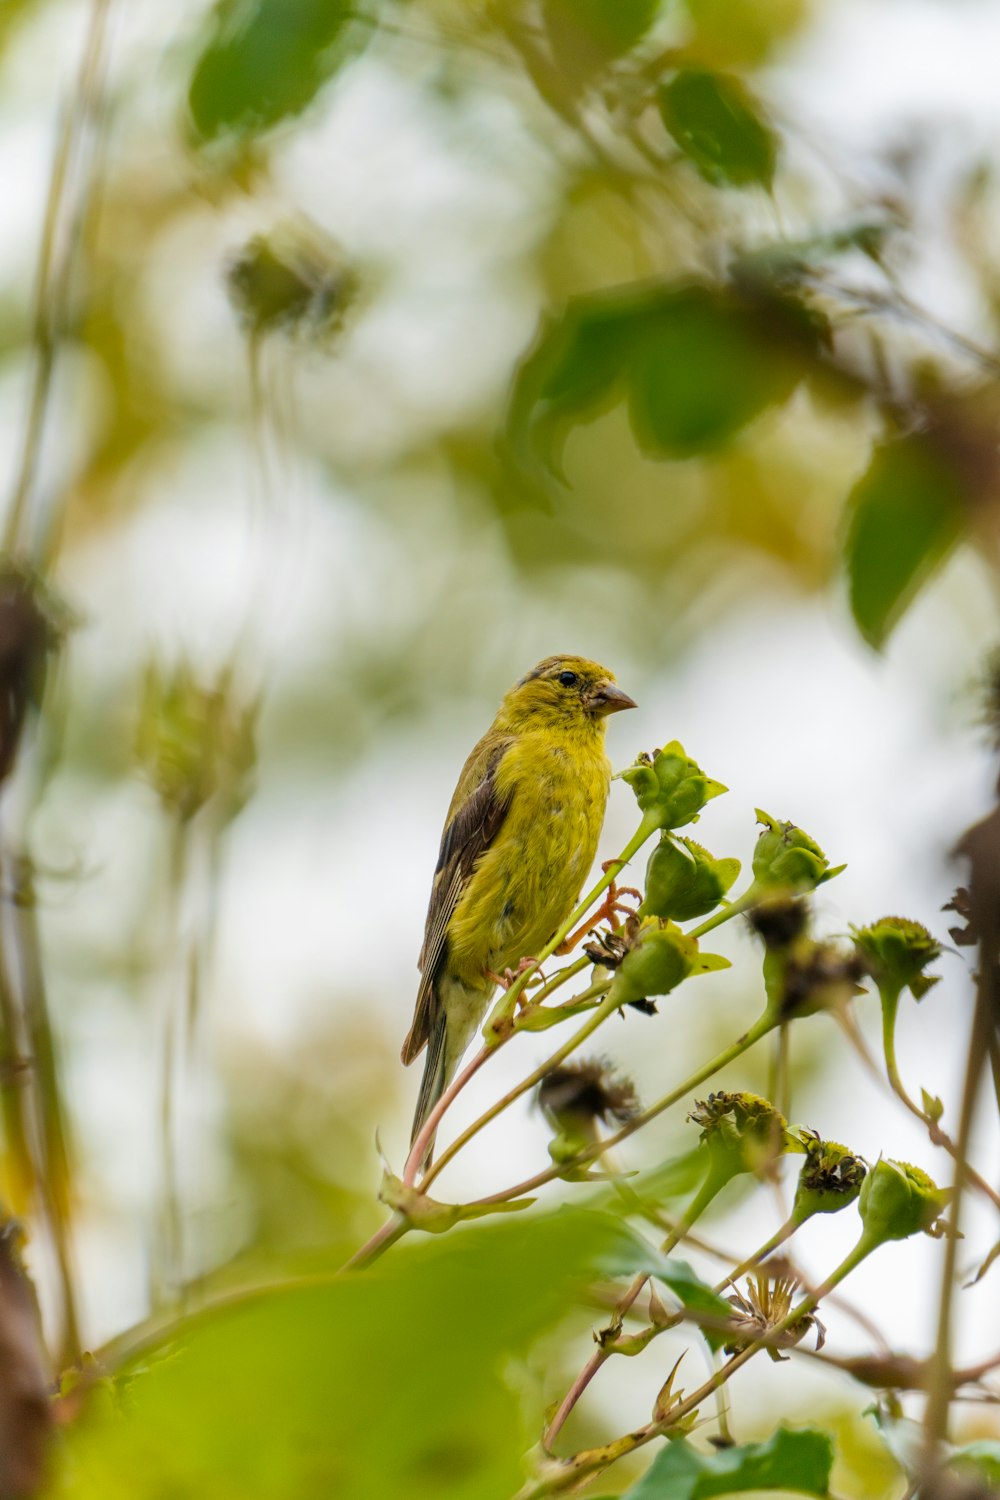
top-left (557, 879), bottom-right (643, 954)
top-left (485, 956), bottom-right (542, 992)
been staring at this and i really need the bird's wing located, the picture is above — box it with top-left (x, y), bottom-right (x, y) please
top-left (401, 737), bottom-right (514, 1065)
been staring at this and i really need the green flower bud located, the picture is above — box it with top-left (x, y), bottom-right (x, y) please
top-left (619, 741), bottom-right (727, 831)
top-left (858, 1158), bottom-right (949, 1245)
top-left (641, 835), bottom-right (740, 922)
top-left (136, 660), bottom-right (258, 825)
top-left (688, 1091), bottom-right (789, 1184)
top-left (751, 810), bottom-right (845, 893)
top-left (851, 917), bottom-right (941, 1001)
top-left (792, 1131), bottom-right (867, 1219)
top-left (609, 918), bottom-right (729, 1007)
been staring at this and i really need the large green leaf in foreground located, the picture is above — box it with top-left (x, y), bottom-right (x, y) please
top-left (620, 1426), bottom-right (833, 1499)
top-left (53, 1211), bottom-right (622, 1500)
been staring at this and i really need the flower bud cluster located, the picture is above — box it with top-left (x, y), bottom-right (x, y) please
top-left (620, 741), bottom-right (726, 831)
top-left (641, 835), bottom-right (740, 922)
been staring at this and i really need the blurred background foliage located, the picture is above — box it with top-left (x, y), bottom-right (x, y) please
top-left (0, 0), bottom-right (999, 1494)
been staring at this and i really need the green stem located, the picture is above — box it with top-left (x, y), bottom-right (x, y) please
top-left (467, 1009), bottom-right (778, 1209)
top-left (482, 811), bottom-right (660, 1042)
top-left (716, 1214), bottom-right (799, 1293)
top-left (688, 889), bottom-right (754, 941)
top-left (880, 983), bottom-right (910, 1104)
top-left (421, 978), bottom-right (615, 1192)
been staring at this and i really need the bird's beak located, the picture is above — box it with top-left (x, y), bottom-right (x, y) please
top-left (588, 681), bottom-right (637, 716)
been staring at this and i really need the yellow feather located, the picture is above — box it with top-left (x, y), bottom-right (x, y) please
top-left (405, 655), bottom-right (635, 1157)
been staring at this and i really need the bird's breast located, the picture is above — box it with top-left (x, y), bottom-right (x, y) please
top-left (446, 733), bottom-right (611, 980)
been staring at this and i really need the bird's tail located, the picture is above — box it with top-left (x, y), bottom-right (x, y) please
top-left (410, 1008), bottom-right (448, 1169)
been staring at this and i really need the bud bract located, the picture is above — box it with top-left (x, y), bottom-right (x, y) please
top-left (609, 919), bottom-right (729, 1007)
top-left (751, 810), bottom-right (844, 893)
top-left (851, 917), bottom-right (941, 1001)
top-left (688, 1091), bottom-right (789, 1184)
top-left (641, 835), bottom-right (740, 922)
top-left (858, 1157), bottom-right (949, 1245)
top-left (792, 1132), bottom-right (866, 1220)
top-left (619, 742), bottom-right (727, 831)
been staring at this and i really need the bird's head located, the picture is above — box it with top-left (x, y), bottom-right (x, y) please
top-left (500, 655), bottom-right (636, 731)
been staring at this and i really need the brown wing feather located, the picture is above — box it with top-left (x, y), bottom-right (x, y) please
top-left (401, 740), bottom-right (513, 1065)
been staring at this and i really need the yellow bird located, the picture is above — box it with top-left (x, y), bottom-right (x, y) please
top-left (402, 655), bottom-right (636, 1157)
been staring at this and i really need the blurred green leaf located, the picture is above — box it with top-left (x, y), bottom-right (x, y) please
top-left (543, 0), bottom-right (661, 75)
top-left (660, 71), bottom-right (778, 189)
top-left (600, 1232), bottom-right (733, 1350)
top-left (620, 1426), bottom-right (833, 1498)
top-left (507, 278), bottom-right (826, 474)
top-left (54, 1210), bottom-right (622, 1500)
top-left (950, 1441), bottom-right (1000, 1485)
top-left (188, 0), bottom-right (366, 143)
top-left (626, 283), bottom-right (821, 458)
top-left (681, 0), bottom-right (808, 68)
top-left (844, 432), bottom-right (965, 649)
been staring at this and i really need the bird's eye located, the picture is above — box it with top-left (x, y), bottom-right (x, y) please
top-left (558, 670), bottom-right (578, 687)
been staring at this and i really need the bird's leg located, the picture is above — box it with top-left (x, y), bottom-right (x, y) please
top-left (556, 871), bottom-right (642, 953)
top-left (485, 956), bottom-right (542, 999)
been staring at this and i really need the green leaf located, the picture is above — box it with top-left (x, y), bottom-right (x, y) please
top-left (601, 1231), bottom-right (734, 1350)
top-left (505, 288), bottom-right (643, 479)
top-left (543, 0), bottom-right (661, 69)
top-left (659, 70), bottom-right (778, 189)
top-left (188, 0), bottom-right (366, 144)
top-left (621, 1426), bottom-right (833, 1499)
top-left (845, 432), bottom-right (965, 649)
top-left (625, 283), bottom-right (817, 458)
top-left (53, 1210), bottom-right (622, 1500)
top-left (506, 278), bottom-right (826, 473)
top-left (950, 1441), bottom-right (1000, 1485)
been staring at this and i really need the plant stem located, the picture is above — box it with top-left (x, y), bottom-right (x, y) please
top-left (544, 1209), bottom-right (695, 1448)
top-left (341, 1214), bottom-right (409, 1271)
top-left (527, 1235), bottom-right (877, 1497)
top-left (845, 996), bottom-right (1000, 1218)
top-left (466, 1010), bottom-right (777, 1209)
top-left (420, 978), bottom-right (614, 1192)
top-left (921, 979), bottom-right (992, 1462)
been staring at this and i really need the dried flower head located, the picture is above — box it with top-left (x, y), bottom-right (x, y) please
top-left (746, 892), bottom-right (810, 951)
top-left (724, 1273), bottom-right (825, 1361)
top-left (777, 940), bottom-right (867, 1019)
top-left (793, 1131), bottom-right (867, 1219)
top-left (538, 1058), bottom-right (639, 1127)
top-left (227, 222), bottom-right (358, 342)
top-left (688, 1091), bottom-right (789, 1182)
top-left (539, 1059), bottom-right (639, 1177)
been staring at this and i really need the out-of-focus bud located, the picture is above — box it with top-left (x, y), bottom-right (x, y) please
top-left (227, 222), bottom-right (358, 343)
top-left (538, 1059), bottom-right (638, 1177)
top-left (746, 892), bottom-right (809, 951)
top-left (640, 834), bottom-right (740, 922)
top-left (0, 563), bottom-right (68, 789)
top-left (858, 1158), bottom-right (949, 1247)
top-left (751, 810), bottom-right (845, 893)
top-left (618, 741), bottom-right (726, 831)
top-left (767, 939), bottom-right (867, 1021)
top-left (851, 917), bottom-right (941, 1001)
top-left (136, 660), bottom-right (258, 825)
top-left (791, 1130), bottom-right (867, 1221)
top-left (608, 918), bottom-right (729, 1009)
top-left (688, 1091), bottom-right (789, 1184)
